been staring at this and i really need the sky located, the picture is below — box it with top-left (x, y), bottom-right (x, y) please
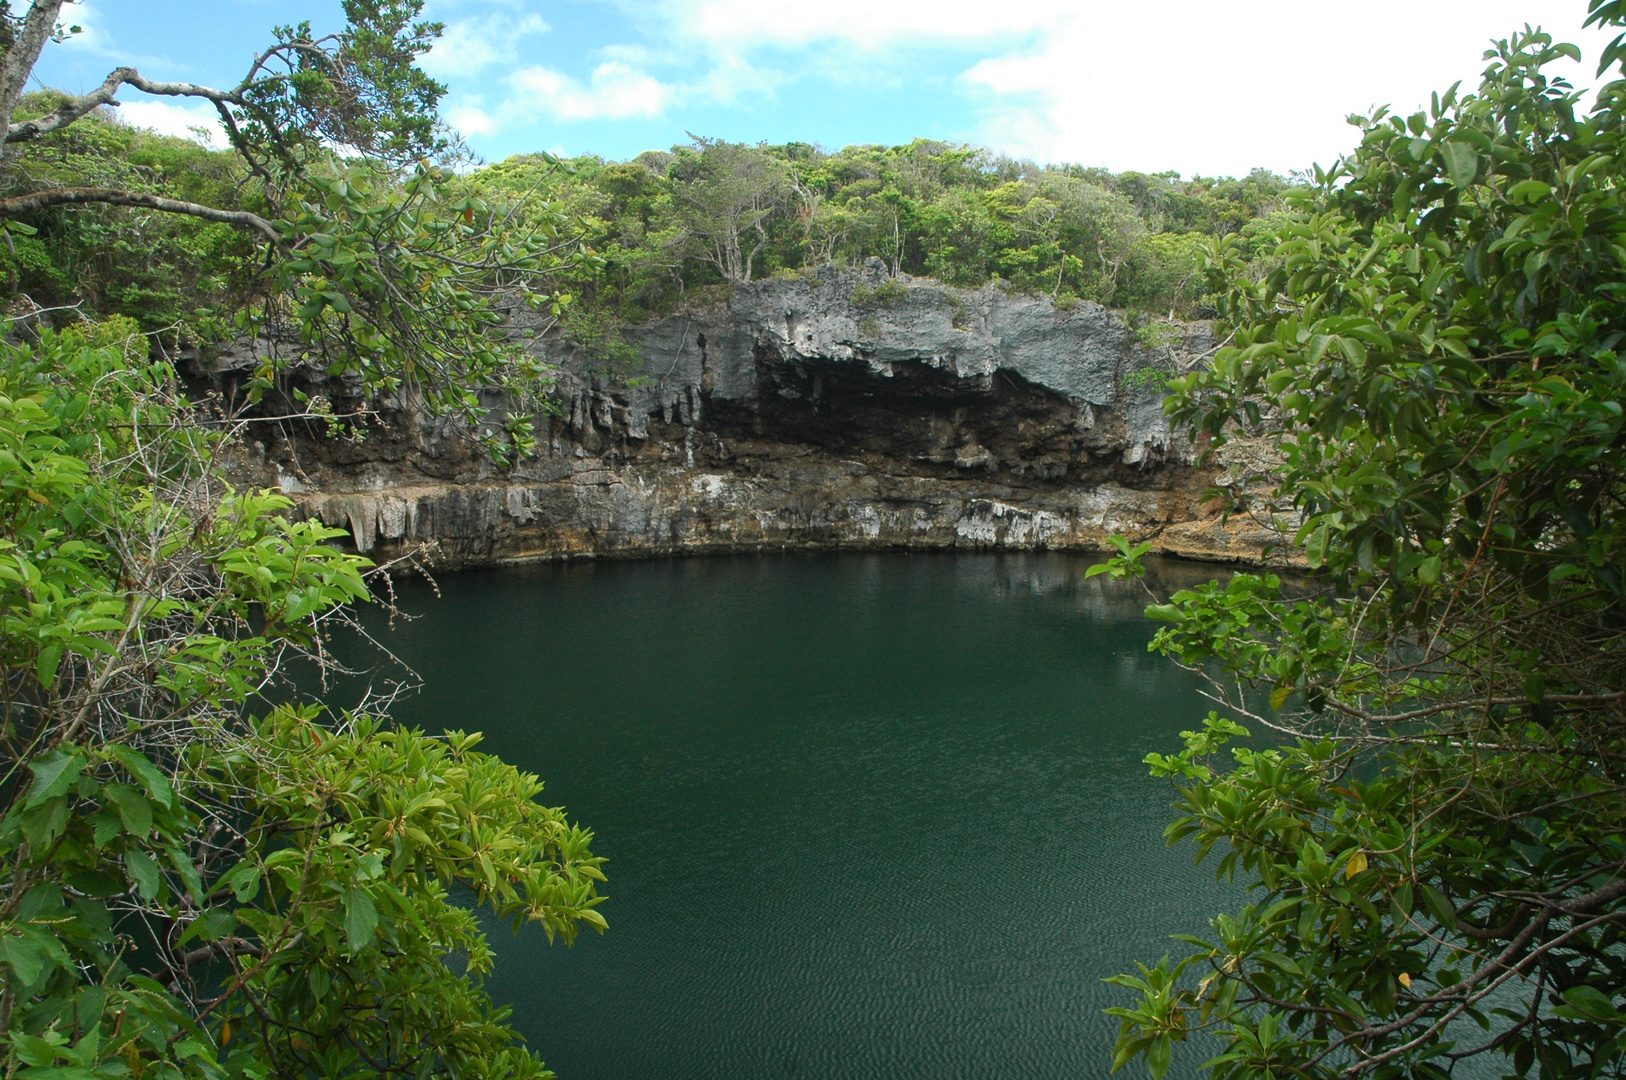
top-left (29, 0), bottom-right (1621, 178)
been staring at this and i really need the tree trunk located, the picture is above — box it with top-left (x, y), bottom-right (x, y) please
top-left (743, 222), bottom-right (768, 284)
top-left (0, 1), bottom-right (67, 143)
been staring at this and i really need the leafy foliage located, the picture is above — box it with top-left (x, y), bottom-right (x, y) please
top-left (0, 324), bottom-right (604, 1080)
top-left (0, 95), bottom-right (251, 341)
top-left (1, 76), bottom-right (1283, 395)
top-left (262, 163), bottom-right (583, 456)
top-left (0, 1), bottom-right (591, 454)
top-left (470, 139), bottom-right (1289, 323)
top-left (1107, 13), bottom-right (1626, 1079)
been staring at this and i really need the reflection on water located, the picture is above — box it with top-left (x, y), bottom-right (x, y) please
top-left (356, 553), bottom-right (1241, 1080)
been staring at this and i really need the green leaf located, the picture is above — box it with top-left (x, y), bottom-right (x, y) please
top-left (0, 932), bottom-right (47, 985)
top-left (18, 1067), bottom-right (103, 1080)
top-left (11, 1033), bottom-right (59, 1068)
top-left (178, 908), bottom-right (237, 946)
top-left (342, 886), bottom-right (379, 953)
top-left (1146, 1033), bottom-right (1173, 1080)
top-left (1507, 179), bottom-right (1552, 203)
top-left (168, 845), bottom-right (206, 904)
top-left (104, 784), bottom-right (152, 837)
top-left (107, 745), bottom-right (176, 809)
top-left (1440, 140), bottom-right (1480, 188)
top-left (125, 849), bottom-right (161, 901)
top-left (35, 644), bottom-right (62, 688)
top-left (217, 861), bottom-right (262, 904)
top-left (1303, 521), bottom-right (1329, 569)
top-left (1524, 670), bottom-right (1546, 703)
top-left (1256, 951), bottom-right (1303, 976)
top-left (1420, 884), bottom-right (1457, 931)
top-left (25, 749), bottom-right (85, 808)
top-left (1560, 985), bottom-right (1621, 1021)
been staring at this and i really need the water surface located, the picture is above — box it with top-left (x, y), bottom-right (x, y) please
top-left (364, 553), bottom-right (1238, 1080)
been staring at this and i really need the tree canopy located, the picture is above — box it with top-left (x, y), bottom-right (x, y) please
top-left (469, 138), bottom-right (1289, 325)
top-left (0, 7), bottom-right (608, 1080)
top-left (1106, 9), bottom-right (1626, 1079)
top-left (0, 0), bottom-right (589, 444)
top-left (0, 0), bottom-right (1291, 384)
top-left (0, 320), bottom-right (606, 1080)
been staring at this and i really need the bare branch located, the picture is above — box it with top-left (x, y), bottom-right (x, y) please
top-left (6, 64), bottom-right (124, 142)
top-left (123, 72), bottom-right (245, 107)
top-left (0, 187), bottom-right (281, 244)
top-left (5, 66), bottom-right (247, 144)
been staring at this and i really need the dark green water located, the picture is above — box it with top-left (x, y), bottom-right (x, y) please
top-left (364, 552), bottom-right (1239, 1080)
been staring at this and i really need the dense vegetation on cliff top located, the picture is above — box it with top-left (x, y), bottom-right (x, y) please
top-left (0, 102), bottom-right (1287, 346)
top-left (471, 141), bottom-right (1287, 322)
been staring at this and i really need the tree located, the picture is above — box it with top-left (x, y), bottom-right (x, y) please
top-left (454, 138), bottom-right (1284, 323)
top-left (0, 92), bottom-right (261, 343)
top-left (1021, 173), bottom-right (1143, 301)
top-left (0, 1), bottom-right (587, 444)
top-left (0, 6), bottom-right (611, 1078)
top-left (666, 138), bottom-right (789, 284)
top-left (1105, 11), bottom-right (1626, 1079)
top-left (0, 321), bottom-right (605, 1080)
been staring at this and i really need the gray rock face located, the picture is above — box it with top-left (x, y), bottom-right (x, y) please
top-left (224, 265), bottom-right (1277, 568)
top-left (539, 262), bottom-right (1180, 469)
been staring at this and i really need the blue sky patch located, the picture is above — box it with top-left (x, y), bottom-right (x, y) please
top-left (32, 0), bottom-right (1614, 177)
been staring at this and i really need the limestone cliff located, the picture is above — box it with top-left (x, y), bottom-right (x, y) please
top-left (210, 263), bottom-right (1281, 568)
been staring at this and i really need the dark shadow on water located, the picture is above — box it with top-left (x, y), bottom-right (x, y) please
top-left (339, 552), bottom-right (1246, 1080)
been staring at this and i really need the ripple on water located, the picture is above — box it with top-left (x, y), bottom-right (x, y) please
top-left (363, 553), bottom-right (1242, 1080)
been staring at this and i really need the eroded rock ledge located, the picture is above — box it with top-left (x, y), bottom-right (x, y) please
top-left (211, 263), bottom-right (1282, 569)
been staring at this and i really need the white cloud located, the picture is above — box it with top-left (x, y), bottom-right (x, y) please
top-left (956, 0), bottom-right (1616, 175)
top-left (421, 11), bottom-right (549, 79)
top-left (687, 53), bottom-right (783, 107)
top-left (53, 0), bottom-right (175, 69)
top-left (55, 1), bottom-right (110, 54)
top-left (433, 0), bottom-right (1618, 176)
top-left (446, 99), bottom-right (498, 136)
top-left (659, 0), bottom-right (1069, 50)
top-left (440, 43), bottom-right (773, 138)
top-left (433, 0), bottom-right (1057, 144)
top-left (114, 98), bottom-right (225, 147)
top-left (509, 61), bottom-right (674, 121)
top-left (599, 44), bottom-right (655, 65)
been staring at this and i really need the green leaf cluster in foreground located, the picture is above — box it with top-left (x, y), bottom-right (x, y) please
top-left (0, 323), bottom-right (604, 1080)
top-left (1106, 10), bottom-right (1626, 1080)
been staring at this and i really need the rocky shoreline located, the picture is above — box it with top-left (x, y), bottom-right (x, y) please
top-left (205, 263), bottom-right (1287, 571)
